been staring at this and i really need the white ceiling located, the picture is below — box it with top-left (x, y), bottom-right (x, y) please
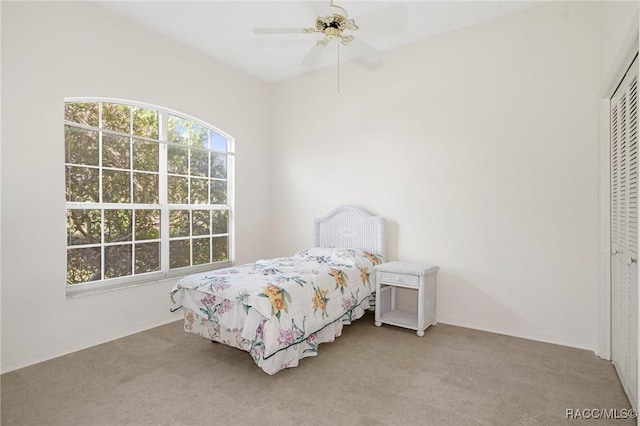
top-left (97, 1), bottom-right (539, 83)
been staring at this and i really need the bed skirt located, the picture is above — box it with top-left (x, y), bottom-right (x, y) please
top-left (182, 296), bottom-right (372, 375)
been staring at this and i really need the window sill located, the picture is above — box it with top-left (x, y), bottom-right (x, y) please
top-left (66, 261), bottom-right (233, 299)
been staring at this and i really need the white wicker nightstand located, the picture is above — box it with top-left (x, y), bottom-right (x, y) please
top-left (374, 261), bottom-right (439, 336)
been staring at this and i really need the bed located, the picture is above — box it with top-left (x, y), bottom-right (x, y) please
top-left (169, 205), bottom-right (386, 374)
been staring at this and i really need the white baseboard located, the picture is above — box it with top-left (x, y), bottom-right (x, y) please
top-left (436, 313), bottom-right (597, 353)
top-left (1, 311), bottom-right (183, 374)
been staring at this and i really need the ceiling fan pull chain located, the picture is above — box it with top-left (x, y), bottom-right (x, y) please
top-left (337, 42), bottom-right (340, 96)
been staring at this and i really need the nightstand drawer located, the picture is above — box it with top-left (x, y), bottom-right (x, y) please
top-left (378, 272), bottom-right (419, 287)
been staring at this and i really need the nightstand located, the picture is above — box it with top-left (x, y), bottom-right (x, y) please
top-left (374, 261), bottom-right (439, 336)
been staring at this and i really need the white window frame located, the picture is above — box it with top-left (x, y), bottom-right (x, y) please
top-left (65, 97), bottom-right (235, 296)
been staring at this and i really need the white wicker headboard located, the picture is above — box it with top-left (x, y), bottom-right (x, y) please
top-left (314, 205), bottom-right (386, 262)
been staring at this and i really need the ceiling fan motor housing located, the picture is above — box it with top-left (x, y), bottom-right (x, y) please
top-left (330, 5), bottom-right (348, 19)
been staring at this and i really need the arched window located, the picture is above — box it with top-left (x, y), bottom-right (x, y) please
top-left (64, 98), bottom-right (234, 294)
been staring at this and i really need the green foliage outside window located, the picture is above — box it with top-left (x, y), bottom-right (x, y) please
top-left (65, 100), bottom-right (231, 287)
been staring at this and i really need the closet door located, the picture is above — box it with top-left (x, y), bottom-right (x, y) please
top-left (611, 55), bottom-right (638, 408)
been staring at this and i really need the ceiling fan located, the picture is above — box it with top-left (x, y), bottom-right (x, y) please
top-left (252, 1), bottom-right (408, 67)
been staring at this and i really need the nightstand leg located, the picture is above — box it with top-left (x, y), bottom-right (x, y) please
top-left (417, 330), bottom-right (425, 337)
top-left (391, 287), bottom-right (396, 310)
top-left (375, 321), bottom-right (381, 327)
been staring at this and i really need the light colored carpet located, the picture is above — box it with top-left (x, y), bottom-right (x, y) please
top-left (1, 311), bottom-right (633, 425)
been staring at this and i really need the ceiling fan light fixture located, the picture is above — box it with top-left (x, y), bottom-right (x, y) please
top-left (344, 19), bottom-right (359, 31)
top-left (312, 5), bottom-right (359, 46)
top-left (323, 27), bottom-right (340, 38)
top-left (340, 35), bottom-right (354, 46)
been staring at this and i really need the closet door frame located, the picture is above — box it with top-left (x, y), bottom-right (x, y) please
top-left (597, 13), bottom-right (639, 399)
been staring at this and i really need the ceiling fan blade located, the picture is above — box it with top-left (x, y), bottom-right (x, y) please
top-left (348, 38), bottom-right (384, 64)
top-left (300, 43), bottom-right (327, 67)
top-left (353, 3), bottom-right (408, 33)
top-left (252, 28), bottom-right (307, 35)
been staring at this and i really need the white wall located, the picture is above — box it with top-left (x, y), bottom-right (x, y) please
top-left (269, 2), bottom-right (602, 350)
top-left (600, 1), bottom-right (639, 87)
top-left (1, 2), bottom-right (271, 373)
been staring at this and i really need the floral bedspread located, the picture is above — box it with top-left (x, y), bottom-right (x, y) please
top-left (170, 248), bottom-right (381, 361)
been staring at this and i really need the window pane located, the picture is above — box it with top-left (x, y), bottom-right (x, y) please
top-left (170, 240), bottom-right (190, 269)
top-left (169, 210), bottom-right (189, 237)
top-left (168, 115), bottom-right (187, 144)
top-left (104, 209), bottom-right (132, 243)
top-left (65, 126), bottom-right (99, 166)
top-left (190, 149), bottom-right (209, 177)
top-left (67, 209), bottom-right (101, 246)
top-left (210, 153), bottom-right (227, 179)
top-left (212, 236), bottom-right (228, 262)
top-left (132, 107), bottom-right (158, 139)
top-left (67, 247), bottom-right (101, 284)
top-left (212, 210), bottom-right (229, 235)
top-left (210, 180), bottom-right (227, 205)
top-left (168, 146), bottom-right (188, 175)
top-left (66, 166), bottom-right (99, 202)
top-left (133, 172), bottom-right (159, 204)
top-left (102, 103), bottom-right (130, 133)
top-left (102, 170), bottom-right (131, 203)
top-left (192, 238), bottom-right (210, 265)
top-left (135, 242), bottom-right (160, 274)
top-left (105, 244), bottom-right (132, 279)
top-left (190, 178), bottom-right (208, 204)
top-left (135, 209), bottom-right (160, 240)
top-left (65, 102), bottom-right (99, 127)
top-left (168, 115), bottom-right (207, 147)
top-left (133, 139), bottom-right (158, 172)
top-left (189, 123), bottom-right (208, 148)
top-left (102, 134), bottom-right (130, 169)
top-left (192, 210), bottom-right (210, 236)
top-left (209, 131), bottom-right (227, 151)
top-left (168, 175), bottom-right (188, 204)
